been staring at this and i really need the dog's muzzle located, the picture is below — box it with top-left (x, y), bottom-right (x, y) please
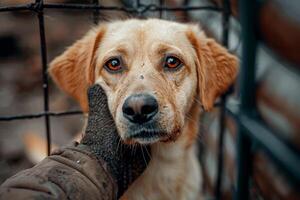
top-left (122, 93), bottom-right (166, 142)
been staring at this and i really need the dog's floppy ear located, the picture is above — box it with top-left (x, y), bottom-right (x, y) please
top-left (49, 26), bottom-right (106, 112)
top-left (186, 25), bottom-right (238, 111)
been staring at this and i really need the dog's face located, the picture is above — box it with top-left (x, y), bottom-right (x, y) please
top-left (49, 19), bottom-right (238, 145)
top-left (95, 20), bottom-right (199, 144)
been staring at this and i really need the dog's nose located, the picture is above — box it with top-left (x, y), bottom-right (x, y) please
top-left (122, 94), bottom-right (158, 124)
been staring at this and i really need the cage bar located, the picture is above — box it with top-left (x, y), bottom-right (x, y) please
top-left (214, 0), bottom-right (231, 199)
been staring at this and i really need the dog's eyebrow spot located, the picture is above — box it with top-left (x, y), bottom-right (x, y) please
top-left (154, 43), bottom-right (184, 55)
top-left (101, 44), bottom-right (130, 62)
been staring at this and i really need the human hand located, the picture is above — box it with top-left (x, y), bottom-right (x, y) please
top-left (80, 84), bottom-right (151, 198)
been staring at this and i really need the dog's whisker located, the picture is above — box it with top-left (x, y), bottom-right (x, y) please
top-left (143, 145), bottom-right (151, 159)
top-left (191, 96), bottom-right (203, 107)
top-left (116, 137), bottom-right (122, 152)
top-left (134, 143), bottom-right (138, 156)
top-left (131, 143), bottom-right (137, 156)
top-left (140, 146), bottom-right (148, 167)
top-left (185, 114), bottom-right (198, 125)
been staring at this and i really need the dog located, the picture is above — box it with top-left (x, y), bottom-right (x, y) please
top-left (49, 18), bottom-right (238, 200)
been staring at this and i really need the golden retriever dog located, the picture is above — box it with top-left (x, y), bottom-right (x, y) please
top-left (49, 18), bottom-right (238, 200)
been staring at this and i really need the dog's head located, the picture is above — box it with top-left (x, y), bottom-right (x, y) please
top-left (49, 19), bottom-right (238, 144)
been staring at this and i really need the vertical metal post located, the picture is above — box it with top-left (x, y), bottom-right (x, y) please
top-left (183, 0), bottom-right (190, 21)
top-left (215, 0), bottom-right (230, 199)
top-left (136, 0), bottom-right (141, 7)
top-left (221, 0), bottom-right (230, 47)
top-left (136, 0), bottom-right (142, 18)
top-left (159, 0), bottom-right (164, 18)
top-left (92, 0), bottom-right (99, 25)
top-left (235, 0), bottom-right (257, 199)
top-left (36, 0), bottom-right (51, 156)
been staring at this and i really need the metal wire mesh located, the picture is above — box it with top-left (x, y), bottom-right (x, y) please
top-left (1, 0), bottom-right (299, 199)
top-left (0, 0), bottom-right (225, 157)
top-left (0, 0), bottom-right (225, 158)
top-left (0, 1), bottom-right (227, 198)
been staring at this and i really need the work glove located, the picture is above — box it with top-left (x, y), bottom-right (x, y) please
top-left (80, 84), bottom-right (151, 198)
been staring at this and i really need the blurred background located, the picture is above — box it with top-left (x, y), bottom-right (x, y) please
top-left (0, 0), bottom-right (299, 199)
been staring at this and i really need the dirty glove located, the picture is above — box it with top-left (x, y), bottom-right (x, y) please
top-left (80, 84), bottom-right (151, 198)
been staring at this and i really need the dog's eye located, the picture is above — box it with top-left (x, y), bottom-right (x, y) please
top-left (104, 58), bottom-right (122, 72)
top-left (164, 56), bottom-right (182, 70)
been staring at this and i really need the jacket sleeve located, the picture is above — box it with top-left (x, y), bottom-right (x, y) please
top-left (0, 144), bottom-right (117, 200)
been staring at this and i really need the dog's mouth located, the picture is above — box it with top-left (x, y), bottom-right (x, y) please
top-left (123, 122), bottom-right (168, 144)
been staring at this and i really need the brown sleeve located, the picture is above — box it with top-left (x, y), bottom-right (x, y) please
top-left (0, 144), bottom-right (117, 200)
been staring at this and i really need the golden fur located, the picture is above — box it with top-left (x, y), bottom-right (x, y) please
top-left (49, 19), bottom-right (238, 200)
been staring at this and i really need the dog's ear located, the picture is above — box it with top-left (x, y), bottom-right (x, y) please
top-left (186, 25), bottom-right (239, 111)
top-left (49, 26), bottom-right (106, 112)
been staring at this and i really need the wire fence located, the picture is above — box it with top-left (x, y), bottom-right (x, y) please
top-left (0, 0), bottom-right (299, 199)
top-left (0, 0), bottom-right (225, 156)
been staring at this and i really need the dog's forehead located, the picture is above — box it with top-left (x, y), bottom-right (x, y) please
top-left (102, 19), bottom-right (188, 47)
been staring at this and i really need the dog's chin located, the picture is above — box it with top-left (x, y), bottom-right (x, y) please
top-left (119, 119), bottom-right (182, 145)
top-left (128, 136), bottom-right (161, 145)
top-left (122, 125), bottom-right (169, 145)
